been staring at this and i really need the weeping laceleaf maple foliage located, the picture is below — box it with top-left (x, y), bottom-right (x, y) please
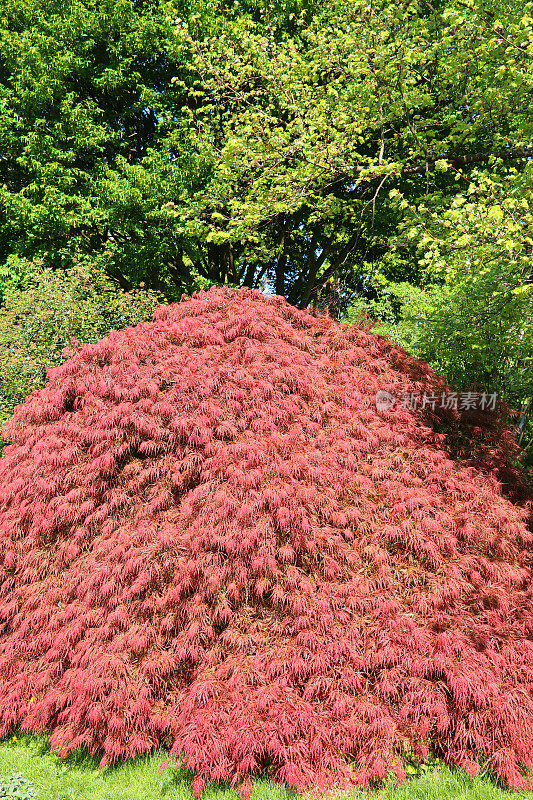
top-left (0, 286), bottom-right (532, 796)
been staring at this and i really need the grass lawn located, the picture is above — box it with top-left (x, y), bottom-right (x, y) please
top-left (0, 733), bottom-right (532, 800)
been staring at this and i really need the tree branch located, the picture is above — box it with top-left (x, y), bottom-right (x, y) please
top-left (350, 146), bottom-right (533, 181)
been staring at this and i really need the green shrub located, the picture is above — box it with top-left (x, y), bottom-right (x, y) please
top-left (0, 258), bottom-right (160, 429)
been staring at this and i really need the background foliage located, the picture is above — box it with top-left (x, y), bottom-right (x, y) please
top-left (0, 259), bottom-right (159, 426)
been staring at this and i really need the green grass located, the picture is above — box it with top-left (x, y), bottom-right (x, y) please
top-left (0, 733), bottom-right (532, 800)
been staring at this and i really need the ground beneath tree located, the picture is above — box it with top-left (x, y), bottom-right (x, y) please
top-left (0, 287), bottom-right (532, 796)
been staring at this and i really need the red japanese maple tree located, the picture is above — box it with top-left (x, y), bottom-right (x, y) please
top-left (0, 286), bottom-right (532, 796)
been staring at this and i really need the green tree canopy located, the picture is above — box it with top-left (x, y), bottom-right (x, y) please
top-left (0, 0), bottom-right (201, 295)
top-left (1, 0), bottom-right (532, 304)
top-left (160, 0), bottom-right (533, 308)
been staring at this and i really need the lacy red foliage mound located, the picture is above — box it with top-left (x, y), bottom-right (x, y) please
top-left (0, 286), bottom-right (532, 796)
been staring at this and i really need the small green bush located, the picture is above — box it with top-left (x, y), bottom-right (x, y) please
top-left (0, 258), bottom-right (160, 430)
top-left (0, 773), bottom-right (36, 800)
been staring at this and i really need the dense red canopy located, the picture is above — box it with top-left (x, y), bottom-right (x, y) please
top-left (0, 286), bottom-right (532, 795)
